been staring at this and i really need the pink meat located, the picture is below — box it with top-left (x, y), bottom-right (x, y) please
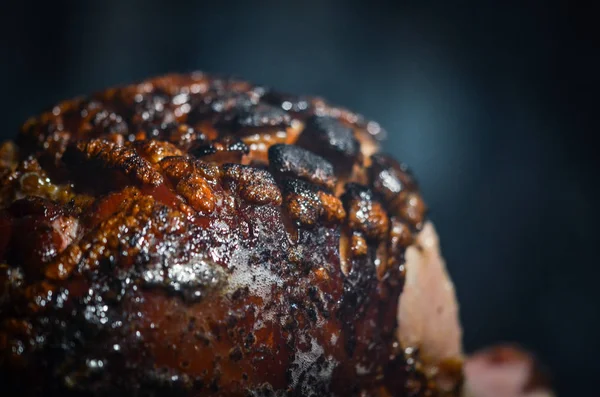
top-left (397, 222), bottom-right (463, 389)
top-left (463, 345), bottom-right (554, 397)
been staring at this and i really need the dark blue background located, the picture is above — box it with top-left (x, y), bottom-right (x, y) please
top-left (1, 1), bottom-right (597, 394)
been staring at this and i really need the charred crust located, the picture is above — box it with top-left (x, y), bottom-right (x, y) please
top-left (280, 178), bottom-right (322, 227)
top-left (268, 144), bottom-right (336, 190)
top-left (159, 155), bottom-right (193, 179)
top-left (175, 173), bottom-right (215, 214)
top-left (132, 139), bottom-right (183, 164)
top-left (368, 153), bottom-right (417, 202)
top-left (64, 139), bottom-right (164, 190)
top-left (297, 115), bottom-right (361, 172)
top-left (0, 72), bottom-right (447, 396)
top-left (219, 103), bottom-right (291, 133)
top-left (280, 178), bottom-right (345, 227)
top-left (367, 154), bottom-right (426, 230)
top-left (189, 135), bottom-right (249, 164)
top-left (342, 183), bottom-right (390, 241)
top-left (317, 190), bottom-right (346, 224)
top-left (222, 164), bottom-right (282, 206)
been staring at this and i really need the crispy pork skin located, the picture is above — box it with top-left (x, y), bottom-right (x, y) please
top-left (0, 73), bottom-right (464, 396)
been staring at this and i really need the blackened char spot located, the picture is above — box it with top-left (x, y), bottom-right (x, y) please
top-left (234, 104), bottom-right (290, 129)
top-left (217, 103), bottom-right (291, 134)
top-left (190, 136), bottom-right (249, 164)
top-left (189, 91), bottom-right (256, 121)
top-left (296, 115), bottom-right (360, 173)
top-left (268, 144), bottom-right (336, 190)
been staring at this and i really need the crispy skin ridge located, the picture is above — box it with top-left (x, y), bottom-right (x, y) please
top-left (0, 73), bottom-right (458, 396)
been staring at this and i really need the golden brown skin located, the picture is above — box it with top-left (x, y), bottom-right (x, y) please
top-left (0, 73), bottom-right (455, 396)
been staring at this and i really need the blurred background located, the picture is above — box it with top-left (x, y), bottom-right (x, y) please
top-left (1, 1), bottom-right (597, 394)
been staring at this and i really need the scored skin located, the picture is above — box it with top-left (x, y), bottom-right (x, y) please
top-left (0, 73), bottom-right (458, 396)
